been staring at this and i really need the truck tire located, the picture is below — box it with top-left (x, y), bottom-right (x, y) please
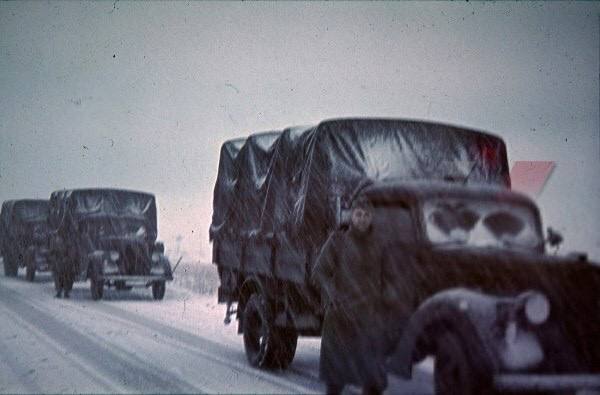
top-left (152, 281), bottom-right (166, 300)
top-left (272, 327), bottom-right (298, 369)
top-left (26, 265), bottom-right (35, 282)
top-left (25, 258), bottom-right (35, 282)
top-left (242, 293), bottom-right (297, 369)
top-left (434, 332), bottom-right (492, 395)
top-left (3, 257), bottom-right (17, 277)
top-left (90, 276), bottom-right (104, 300)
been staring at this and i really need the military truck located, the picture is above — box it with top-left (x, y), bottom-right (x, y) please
top-left (210, 118), bottom-right (600, 393)
top-left (0, 199), bottom-right (51, 281)
top-left (367, 180), bottom-right (599, 394)
top-left (48, 188), bottom-right (173, 300)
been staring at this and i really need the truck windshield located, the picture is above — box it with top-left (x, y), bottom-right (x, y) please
top-left (423, 198), bottom-right (542, 250)
top-left (80, 218), bottom-right (149, 239)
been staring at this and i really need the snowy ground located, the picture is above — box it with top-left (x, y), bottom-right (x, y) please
top-left (0, 263), bottom-right (433, 394)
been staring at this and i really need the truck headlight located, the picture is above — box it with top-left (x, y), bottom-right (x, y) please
top-left (522, 292), bottom-right (550, 325)
top-left (151, 252), bottom-right (160, 263)
top-left (103, 259), bottom-right (119, 274)
top-left (109, 251), bottom-right (120, 261)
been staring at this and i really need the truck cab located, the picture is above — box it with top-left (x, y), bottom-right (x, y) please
top-left (360, 180), bottom-right (600, 394)
top-left (49, 188), bottom-right (173, 300)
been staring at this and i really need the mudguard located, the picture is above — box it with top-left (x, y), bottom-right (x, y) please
top-left (237, 275), bottom-right (269, 334)
top-left (159, 255), bottom-right (173, 280)
top-left (387, 288), bottom-right (503, 379)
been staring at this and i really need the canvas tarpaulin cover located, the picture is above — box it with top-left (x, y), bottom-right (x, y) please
top-left (209, 137), bottom-right (247, 238)
top-left (210, 118), bottom-right (510, 245)
top-left (49, 189), bottom-right (158, 240)
top-left (1, 200), bottom-right (49, 227)
top-left (1, 199), bottom-right (49, 237)
top-left (0, 199), bottom-right (50, 258)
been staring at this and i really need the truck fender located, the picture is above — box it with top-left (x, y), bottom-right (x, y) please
top-left (387, 288), bottom-right (501, 379)
top-left (159, 255), bottom-right (173, 280)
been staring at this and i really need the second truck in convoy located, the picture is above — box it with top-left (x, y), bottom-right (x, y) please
top-left (48, 188), bottom-right (173, 300)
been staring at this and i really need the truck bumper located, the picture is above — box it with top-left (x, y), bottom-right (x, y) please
top-left (35, 260), bottom-right (50, 272)
top-left (102, 275), bottom-right (173, 287)
top-left (494, 373), bottom-right (600, 393)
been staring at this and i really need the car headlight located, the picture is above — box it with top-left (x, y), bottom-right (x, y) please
top-left (151, 252), bottom-right (160, 263)
top-left (521, 291), bottom-right (550, 325)
top-left (109, 251), bottom-right (120, 261)
top-left (102, 259), bottom-right (119, 273)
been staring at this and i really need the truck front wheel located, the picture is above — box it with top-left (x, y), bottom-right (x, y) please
top-left (434, 332), bottom-right (492, 395)
top-left (273, 328), bottom-right (298, 369)
top-left (3, 257), bottom-right (18, 277)
top-left (152, 281), bottom-right (166, 300)
top-left (25, 258), bottom-right (35, 282)
top-left (242, 293), bottom-right (297, 369)
top-left (90, 276), bottom-right (104, 300)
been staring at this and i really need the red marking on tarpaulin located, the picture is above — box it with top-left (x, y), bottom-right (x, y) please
top-left (510, 161), bottom-right (555, 197)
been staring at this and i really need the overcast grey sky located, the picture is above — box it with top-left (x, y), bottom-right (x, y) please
top-left (1, 1), bottom-right (599, 261)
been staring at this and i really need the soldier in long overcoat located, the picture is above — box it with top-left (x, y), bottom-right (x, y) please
top-left (311, 197), bottom-right (388, 395)
top-left (50, 232), bottom-right (74, 298)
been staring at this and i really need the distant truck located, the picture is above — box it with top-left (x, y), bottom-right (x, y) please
top-left (48, 188), bottom-right (173, 300)
top-left (210, 118), bottom-right (600, 394)
top-left (0, 199), bottom-right (51, 281)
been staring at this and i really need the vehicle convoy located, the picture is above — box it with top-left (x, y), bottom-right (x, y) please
top-left (48, 188), bottom-right (173, 300)
top-left (0, 199), bottom-right (51, 281)
top-left (210, 118), bottom-right (600, 393)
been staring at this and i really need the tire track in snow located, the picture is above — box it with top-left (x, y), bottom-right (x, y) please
top-left (1, 277), bottom-right (321, 394)
top-left (0, 308), bottom-right (44, 394)
top-left (0, 283), bottom-right (200, 394)
top-left (80, 301), bottom-right (322, 394)
top-left (0, 303), bottom-right (123, 394)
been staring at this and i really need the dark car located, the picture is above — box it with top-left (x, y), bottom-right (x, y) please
top-left (0, 199), bottom-right (51, 281)
top-left (48, 188), bottom-right (173, 300)
top-left (369, 180), bottom-right (600, 394)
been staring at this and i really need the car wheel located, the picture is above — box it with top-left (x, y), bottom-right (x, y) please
top-left (26, 261), bottom-right (35, 282)
top-left (152, 281), bottom-right (166, 300)
top-left (272, 327), bottom-right (298, 369)
top-left (434, 332), bottom-right (491, 395)
top-left (90, 276), bottom-right (104, 300)
top-left (242, 293), bottom-right (295, 369)
top-left (3, 257), bottom-right (18, 277)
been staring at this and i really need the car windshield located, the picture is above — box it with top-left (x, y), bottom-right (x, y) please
top-left (16, 203), bottom-right (48, 222)
top-left (79, 217), bottom-right (149, 239)
top-left (423, 198), bottom-right (542, 250)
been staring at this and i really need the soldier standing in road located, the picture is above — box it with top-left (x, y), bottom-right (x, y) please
top-left (50, 232), bottom-right (73, 298)
top-left (311, 196), bottom-right (388, 395)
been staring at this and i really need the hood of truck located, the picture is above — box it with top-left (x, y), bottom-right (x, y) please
top-left (407, 246), bottom-right (600, 371)
top-left (420, 246), bottom-right (599, 293)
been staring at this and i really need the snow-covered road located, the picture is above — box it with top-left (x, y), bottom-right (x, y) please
top-left (0, 267), bottom-right (433, 394)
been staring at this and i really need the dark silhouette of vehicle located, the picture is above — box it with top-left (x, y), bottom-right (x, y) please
top-left (210, 118), bottom-right (600, 394)
top-left (48, 188), bottom-right (173, 300)
top-left (371, 180), bottom-right (600, 394)
top-left (0, 199), bottom-right (51, 281)
top-left (209, 118), bottom-right (509, 363)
